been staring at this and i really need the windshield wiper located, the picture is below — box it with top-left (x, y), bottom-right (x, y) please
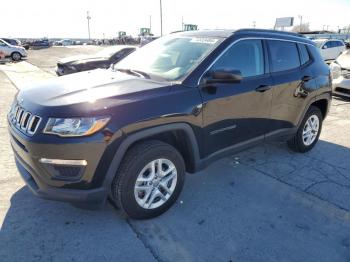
top-left (115, 68), bottom-right (150, 79)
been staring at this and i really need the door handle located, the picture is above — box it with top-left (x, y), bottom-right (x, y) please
top-left (302, 75), bottom-right (312, 82)
top-left (255, 85), bottom-right (271, 92)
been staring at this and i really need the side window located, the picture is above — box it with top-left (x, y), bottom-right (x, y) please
top-left (268, 40), bottom-right (300, 72)
top-left (299, 44), bottom-right (310, 65)
top-left (0, 41), bottom-right (7, 47)
top-left (329, 41), bottom-right (338, 48)
top-left (336, 41), bottom-right (344, 47)
top-left (211, 39), bottom-right (264, 78)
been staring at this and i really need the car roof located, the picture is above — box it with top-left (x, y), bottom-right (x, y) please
top-left (314, 38), bottom-right (342, 42)
top-left (172, 29), bottom-right (314, 45)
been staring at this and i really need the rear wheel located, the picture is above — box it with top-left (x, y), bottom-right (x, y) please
top-left (287, 106), bottom-right (323, 153)
top-left (11, 52), bottom-right (21, 61)
top-left (111, 140), bottom-right (185, 219)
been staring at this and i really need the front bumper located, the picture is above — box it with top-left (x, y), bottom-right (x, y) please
top-left (14, 153), bottom-right (107, 205)
top-left (332, 76), bottom-right (350, 98)
top-left (8, 117), bottom-right (111, 206)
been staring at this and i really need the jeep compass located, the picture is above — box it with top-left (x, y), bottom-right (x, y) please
top-left (8, 29), bottom-right (331, 219)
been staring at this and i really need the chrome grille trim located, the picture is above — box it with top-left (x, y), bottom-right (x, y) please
top-left (9, 104), bottom-right (41, 136)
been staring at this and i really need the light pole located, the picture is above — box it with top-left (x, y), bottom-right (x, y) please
top-left (159, 0), bottom-right (163, 36)
top-left (298, 15), bottom-right (302, 32)
top-left (252, 21), bottom-right (256, 28)
top-left (150, 15), bottom-right (152, 33)
top-left (87, 11), bottom-right (91, 40)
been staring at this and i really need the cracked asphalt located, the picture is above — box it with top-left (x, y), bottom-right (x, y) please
top-left (1, 48), bottom-right (350, 262)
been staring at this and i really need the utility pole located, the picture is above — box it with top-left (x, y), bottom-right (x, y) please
top-left (298, 15), bottom-right (302, 32)
top-left (160, 0), bottom-right (163, 36)
top-left (87, 11), bottom-right (91, 40)
top-left (182, 16), bottom-right (184, 31)
top-left (150, 15), bottom-right (152, 33)
top-left (252, 21), bottom-right (256, 28)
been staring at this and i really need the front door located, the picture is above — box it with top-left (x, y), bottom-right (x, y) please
top-left (199, 39), bottom-right (273, 156)
top-left (0, 41), bottom-right (11, 56)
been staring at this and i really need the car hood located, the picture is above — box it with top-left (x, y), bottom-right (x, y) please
top-left (58, 55), bottom-right (107, 64)
top-left (337, 52), bottom-right (350, 70)
top-left (17, 69), bottom-right (171, 116)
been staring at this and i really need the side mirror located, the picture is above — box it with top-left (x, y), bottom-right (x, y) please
top-left (203, 69), bottom-right (242, 84)
top-left (323, 45), bottom-right (328, 49)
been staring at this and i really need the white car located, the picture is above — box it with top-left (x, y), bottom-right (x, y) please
top-left (0, 39), bottom-right (27, 61)
top-left (330, 50), bottom-right (350, 98)
top-left (314, 39), bottom-right (346, 61)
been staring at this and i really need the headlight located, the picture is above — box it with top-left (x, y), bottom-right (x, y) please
top-left (330, 62), bottom-right (341, 79)
top-left (44, 116), bottom-right (110, 137)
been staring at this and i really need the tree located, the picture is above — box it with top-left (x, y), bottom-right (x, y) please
top-left (292, 23), bottom-right (311, 33)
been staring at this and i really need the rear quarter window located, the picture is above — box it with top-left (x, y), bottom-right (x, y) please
top-left (298, 44), bottom-right (310, 65)
top-left (268, 40), bottom-right (300, 72)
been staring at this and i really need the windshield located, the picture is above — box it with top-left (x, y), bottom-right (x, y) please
top-left (115, 35), bottom-right (221, 81)
top-left (336, 50), bottom-right (350, 68)
top-left (313, 40), bottom-right (325, 48)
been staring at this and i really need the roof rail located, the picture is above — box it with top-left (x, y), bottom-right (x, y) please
top-left (235, 28), bottom-right (306, 38)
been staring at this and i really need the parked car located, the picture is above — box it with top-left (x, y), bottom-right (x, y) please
top-left (330, 49), bottom-right (350, 98)
top-left (1, 38), bottom-right (30, 50)
top-left (30, 39), bottom-right (50, 48)
top-left (0, 39), bottom-right (27, 61)
top-left (8, 29), bottom-right (331, 219)
top-left (56, 45), bottom-right (137, 76)
top-left (140, 36), bottom-right (159, 46)
top-left (56, 39), bottom-right (75, 46)
top-left (314, 39), bottom-right (346, 60)
top-left (344, 40), bottom-right (350, 49)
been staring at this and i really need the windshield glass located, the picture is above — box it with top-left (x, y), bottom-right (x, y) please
top-left (313, 40), bottom-right (325, 48)
top-left (336, 50), bottom-right (350, 67)
top-left (115, 35), bottom-right (221, 81)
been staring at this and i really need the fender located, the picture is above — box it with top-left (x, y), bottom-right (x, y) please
top-left (102, 123), bottom-right (201, 190)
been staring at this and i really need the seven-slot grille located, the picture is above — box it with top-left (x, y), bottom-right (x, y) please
top-left (9, 104), bottom-right (41, 136)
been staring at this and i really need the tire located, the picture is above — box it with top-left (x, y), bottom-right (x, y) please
top-left (11, 52), bottom-right (21, 61)
top-left (287, 106), bottom-right (323, 153)
top-left (111, 140), bottom-right (185, 219)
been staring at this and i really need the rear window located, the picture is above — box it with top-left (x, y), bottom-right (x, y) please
top-left (298, 44), bottom-right (310, 65)
top-left (268, 40), bottom-right (300, 72)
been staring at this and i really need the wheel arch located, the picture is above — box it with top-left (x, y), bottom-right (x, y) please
top-left (103, 123), bottom-right (201, 190)
top-left (11, 51), bottom-right (22, 60)
top-left (311, 98), bottom-right (329, 119)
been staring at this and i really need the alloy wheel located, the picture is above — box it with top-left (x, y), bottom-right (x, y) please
top-left (134, 158), bottom-right (177, 209)
top-left (302, 114), bottom-right (320, 146)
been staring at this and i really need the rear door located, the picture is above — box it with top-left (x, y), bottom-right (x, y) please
top-left (328, 41), bottom-right (339, 59)
top-left (266, 40), bottom-right (308, 134)
top-left (200, 39), bottom-right (273, 155)
top-left (321, 41), bottom-right (332, 60)
top-left (334, 41), bottom-right (345, 58)
top-left (0, 40), bottom-right (11, 56)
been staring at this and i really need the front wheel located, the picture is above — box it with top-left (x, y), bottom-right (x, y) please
top-left (111, 140), bottom-right (185, 219)
top-left (287, 106), bottom-right (323, 153)
top-left (11, 52), bottom-right (21, 61)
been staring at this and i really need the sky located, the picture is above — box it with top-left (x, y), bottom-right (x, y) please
top-left (1, 0), bottom-right (349, 39)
